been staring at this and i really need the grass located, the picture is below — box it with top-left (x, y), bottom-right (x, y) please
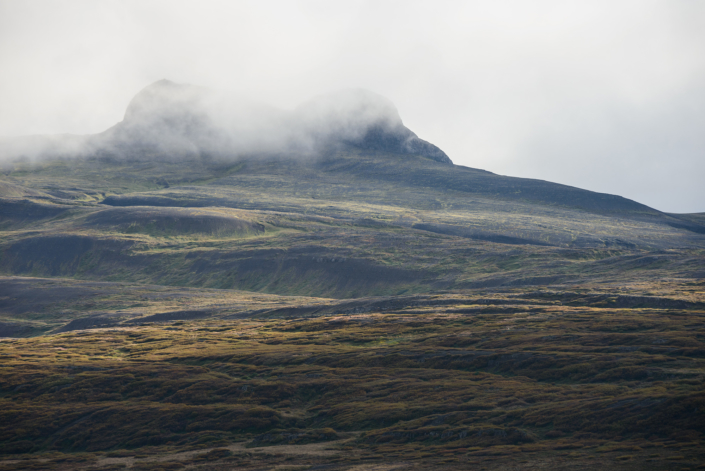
top-left (0, 191), bottom-right (702, 298)
top-left (0, 147), bottom-right (704, 468)
top-left (0, 278), bottom-right (704, 469)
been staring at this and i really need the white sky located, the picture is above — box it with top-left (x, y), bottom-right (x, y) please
top-left (1, 0), bottom-right (704, 212)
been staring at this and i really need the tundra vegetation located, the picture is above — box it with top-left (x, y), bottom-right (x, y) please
top-left (0, 81), bottom-right (704, 469)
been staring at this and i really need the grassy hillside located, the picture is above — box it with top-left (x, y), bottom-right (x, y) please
top-left (1, 144), bottom-right (704, 469)
top-left (1, 149), bottom-right (704, 299)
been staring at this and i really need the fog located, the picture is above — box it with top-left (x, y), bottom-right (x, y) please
top-left (0, 80), bottom-right (450, 164)
top-left (1, 0), bottom-right (704, 212)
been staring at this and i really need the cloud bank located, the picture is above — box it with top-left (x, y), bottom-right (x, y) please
top-left (0, 80), bottom-right (450, 164)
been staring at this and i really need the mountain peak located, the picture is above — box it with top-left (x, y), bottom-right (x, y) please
top-left (1, 80), bottom-right (452, 165)
top-left (295, 88), bottom-right (451, 163)
top-left (122, 80), bottom-right (210, 123)
top-left (112, 80), bottom-right (452, 164)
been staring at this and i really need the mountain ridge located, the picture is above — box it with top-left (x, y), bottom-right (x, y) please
top-left (1, 80), bottom-right (452, 165)
top-left (2, 79), bottom-right (697, 222)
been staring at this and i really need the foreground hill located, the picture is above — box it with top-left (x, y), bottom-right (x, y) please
top-left (0, 80), bottom-right (704, 469)
top-left (1, 276), bottom-right (704, 470)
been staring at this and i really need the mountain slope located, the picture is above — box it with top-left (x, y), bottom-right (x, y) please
top-left (0, 80), bottom-right (703, 298)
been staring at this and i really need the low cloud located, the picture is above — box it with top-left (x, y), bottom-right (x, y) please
top-left (0, 80), bottom-right (450, 165)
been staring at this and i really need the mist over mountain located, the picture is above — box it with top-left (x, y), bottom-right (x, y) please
top-left (1, 76), bottom-right (705, 468)
top-left (0, 80), bottom-right (451, 165)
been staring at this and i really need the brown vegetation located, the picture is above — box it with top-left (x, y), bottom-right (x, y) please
top-left (1, 278), bottom-right (704, 469)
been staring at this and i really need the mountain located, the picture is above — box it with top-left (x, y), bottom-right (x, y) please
top-left (1, 80), bottom-right (451, 164)
top-left (1, 80), bottom-right (704, 298)
top-left (1, 80), bottom-right (704, 468)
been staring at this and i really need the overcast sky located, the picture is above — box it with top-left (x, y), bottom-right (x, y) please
top-left (1, 0), bottom-right (703, 213)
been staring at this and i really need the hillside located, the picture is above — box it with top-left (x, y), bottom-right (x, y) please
top-left (1, 146), bottom-right (704, 300)
top-left (0, 81), bottom-right (704, 470)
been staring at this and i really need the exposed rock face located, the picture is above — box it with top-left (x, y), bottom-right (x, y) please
top-left (293, 87), bottom-right (451, 163)
top-left (353, 124), bottom-right (451, 164)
